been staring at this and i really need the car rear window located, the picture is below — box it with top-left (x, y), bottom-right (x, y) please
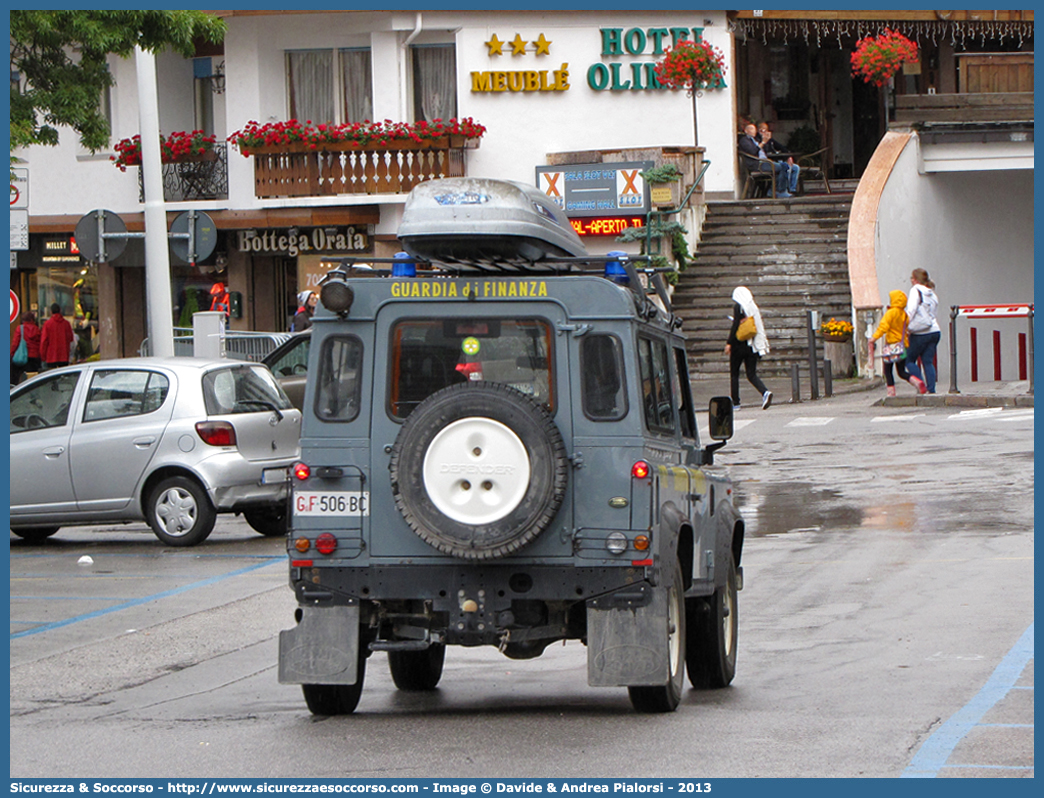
top-left (83, 370), bottom-right (170, 422)
top-left (580, 334), bottom-right (627, 420)
top-left (202, 365), bottom-right (293, 415)
top-left (389, 318), bottom-right (554, 419)
top-left (314, 336), bottom-right (364, 422)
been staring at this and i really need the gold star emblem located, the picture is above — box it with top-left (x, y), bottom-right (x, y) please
top-left (485, 34), bottom-right (505, 56)
top-left (533, 33), bottom-right (552, 55)
top-left (510, 34), bottom-right (529, 55)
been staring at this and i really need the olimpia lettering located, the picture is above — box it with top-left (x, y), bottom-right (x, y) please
top-left (587, 26), bottom-right (727, 92)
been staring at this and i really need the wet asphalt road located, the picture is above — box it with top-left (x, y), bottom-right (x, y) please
top-left (9, 390), bottom-right (1034, 779)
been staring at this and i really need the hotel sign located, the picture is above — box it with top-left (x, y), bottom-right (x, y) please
top-left (536, 161), bottom-right (653, 218)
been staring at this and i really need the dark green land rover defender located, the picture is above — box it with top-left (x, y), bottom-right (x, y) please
top-left (279, 178), bottom-right (744, 714)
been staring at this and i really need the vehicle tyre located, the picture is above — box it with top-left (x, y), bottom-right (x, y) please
top-left (301, 636), bottom-right (368, 715)
top-left (686, 554), bottom-right (738, 689)
top-left (147, 476), bottom-right (217, 547)
top-left (628, 558), bottom-right (686, 713)
top-left (390, 382), bottom-right (568, 560)
top-left (244, 506), bottom-right (288, 538)
top-left (11, 526), bottom-right (60, 543)
top-left (388, 643), bottom-right (446, 691)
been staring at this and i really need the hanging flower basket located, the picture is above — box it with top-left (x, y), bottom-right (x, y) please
top-left (111, 130), bottom-right (218, 171)
top-left (227, 118), bottom-right (486, 156)
top-left (654, 39), bottom-right (727, 93)
top-left (851, 29), bottom-right (919, 87)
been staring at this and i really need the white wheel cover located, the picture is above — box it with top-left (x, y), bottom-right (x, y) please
top-left (422, 416), bottom-right (531, 525)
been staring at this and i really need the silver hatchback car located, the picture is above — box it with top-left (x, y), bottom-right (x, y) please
top-left (10, 357), bottom-right (301, 546)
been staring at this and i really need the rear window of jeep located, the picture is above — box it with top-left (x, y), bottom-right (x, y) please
top-left (315, 336), bottom-right (364, 422)
top-left (389, 318), bottom-right (555, 419)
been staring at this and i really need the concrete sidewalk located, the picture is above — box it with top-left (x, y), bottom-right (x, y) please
top-left (693, 373), bottom-right (1034, 409)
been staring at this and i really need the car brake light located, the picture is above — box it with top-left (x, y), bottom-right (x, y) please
top-left (316, 533), bottom-right (337, 555)
top-left (196, 421), bottom-right (236, 446)
top-left (631, 460), bottom-right (651, 479)
top-left (293, 462), bottom-right (311, 480)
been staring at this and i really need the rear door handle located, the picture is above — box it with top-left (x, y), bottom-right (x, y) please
top-left (133, 436), bottom-right (157, 449)
top-left (42, 446), bottom-right (65, 458)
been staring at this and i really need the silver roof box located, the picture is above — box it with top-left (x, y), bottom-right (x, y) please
top-left (398, 177), bottom-right (587, 262)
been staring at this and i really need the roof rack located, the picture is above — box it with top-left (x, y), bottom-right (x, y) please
top-left (322, 254), bottom-right (681, 327)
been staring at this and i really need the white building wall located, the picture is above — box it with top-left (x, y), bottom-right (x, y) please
top-left (19, 10), bottom-right (737, 231)
top-left (875, 139), bottom-right (1034, 387)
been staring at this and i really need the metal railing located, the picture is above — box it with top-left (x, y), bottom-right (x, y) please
top-left (138, 328), bottom-right (291, 362)
top-left (137, 143), bottom-right (229, 202)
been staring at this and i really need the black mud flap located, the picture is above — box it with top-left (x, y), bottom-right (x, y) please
top-left (586, 583), bottom-right (670, 687)
top-left (278, 605), bottom-right (360, 684)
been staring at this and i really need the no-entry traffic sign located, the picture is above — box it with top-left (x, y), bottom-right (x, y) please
top-left (10, 289), bottom-right (21, 324)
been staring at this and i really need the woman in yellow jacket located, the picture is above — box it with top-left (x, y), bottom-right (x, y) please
top-left (868, 289), bottom-right (927, 396)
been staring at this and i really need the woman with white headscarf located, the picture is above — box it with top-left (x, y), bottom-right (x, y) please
top-left (292, 290), bottom-right (318, 332)
top-left (724, 286), bottom-right (772, 409)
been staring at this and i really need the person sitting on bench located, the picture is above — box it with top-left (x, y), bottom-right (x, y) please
top-left (738, 123), bottom-right (791, 198)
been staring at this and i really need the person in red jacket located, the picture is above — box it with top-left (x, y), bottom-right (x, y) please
top-left (40, 303), bottom-right (75, 370)
top-left (10, 311), bottom-right (42, 383)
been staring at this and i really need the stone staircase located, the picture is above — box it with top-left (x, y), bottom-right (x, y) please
top-left (673, 191), bottom-right (856, 379)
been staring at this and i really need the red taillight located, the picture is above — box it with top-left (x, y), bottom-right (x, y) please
top-left (196, 421), bottom-right (236, 447)
top-left (631, 460), bottom-right (651, 479)
top-left (293, 462), bottom-right (311, 480)
top-left (316, 533), bottom-right (337, 555)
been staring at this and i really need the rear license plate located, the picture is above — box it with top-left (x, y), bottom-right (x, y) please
top-left (262, 467), bottom-right (290, 485)
top-left (294, 491), bottom-right (370, 516)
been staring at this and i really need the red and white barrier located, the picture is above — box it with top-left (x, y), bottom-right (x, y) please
top-left (949, 304), bottom-right (1034, 394)
top-left (957, 304), bottom-right (1033, 319)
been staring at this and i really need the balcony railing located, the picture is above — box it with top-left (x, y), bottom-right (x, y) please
top-left (137, 142), bottom-right (229, 203)
top-left (248, 139), bottom-right (472, 199)
top-left (894, 92), bottom-right (1034, 125)
top-left (894, 53), bottom-right (1034, 126)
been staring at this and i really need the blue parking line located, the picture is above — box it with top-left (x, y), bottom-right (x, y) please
top-left (10, 558), bottom-right (282, 640)
top-left (902, 622), bottom-right (1034, 777)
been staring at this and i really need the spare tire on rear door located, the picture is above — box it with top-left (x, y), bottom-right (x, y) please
top-left (389, 382), bottom-right (568, 560)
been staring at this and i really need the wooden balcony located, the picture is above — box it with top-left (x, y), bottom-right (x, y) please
top-left (248, 138), bottom-right (474, 199)
top-left (894, 92), bottom-right (1034, 125)
top-left (895, 53), bottom-right (1033, 126)
top-left (958, 52), bottom-right (1033, 93)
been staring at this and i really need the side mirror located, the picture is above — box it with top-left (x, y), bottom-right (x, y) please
top-left (702, 396), bottom-right (734, 465)
top-left (708, 396), bottom-right (735, 440)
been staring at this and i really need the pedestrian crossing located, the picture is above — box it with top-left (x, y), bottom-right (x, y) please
top-left (700, 405), bottom-right (1032, 439)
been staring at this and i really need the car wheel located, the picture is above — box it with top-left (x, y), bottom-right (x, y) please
top-left (686, 554), bottom-right (738, 689)
top-left (302, 641), bottom-right (368, 716)
top-left (389, 382), bottom-right (568, 560)
top-left (629, 558), bottom-right (686, 713)
top-left (147, 476), bottom-right (217, 547)
top-left (11, 526), bottom-right (60, 543)
top-left (243, 506), bottom-right (288, 538)
top-left (388, 643), bottom-right (446, 691)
